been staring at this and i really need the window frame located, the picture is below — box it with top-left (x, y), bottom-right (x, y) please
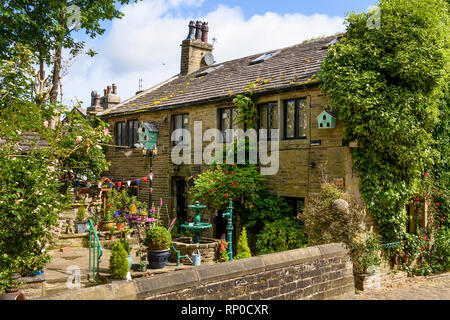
top-left (172, 113), bottom-right (190, 146)
top-left (284, 197), bottom-right (305, 219)
top-left (127, 119), bottom-right (139, 148)
top-left (258, 102), bottom-right (279, 140)
top-left (283, 98), bottom-right (308, 140)
top-left (115, 121), bottom-right (127, 147)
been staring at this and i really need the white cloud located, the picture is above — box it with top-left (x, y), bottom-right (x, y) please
top-left (62, 0), bottom-right (345, 109)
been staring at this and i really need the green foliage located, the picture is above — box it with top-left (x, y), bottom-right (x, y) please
top-left (109, 241), bottom-right (129, 279)
top-left (77, 205), bottom-right (86, 221)
top-left (119, 239), bottom-right (131, 255)
top-left (319, 0), bottom-right (450, 245)
top-left (429, 227), bottom-right (450, 273)
top-left (351, 233), bottom-right (382, 275)
top-left (236, 227), bottom-right (252, 259)
top-left (232, 82), bottom-right (257, 129)
top-left (219, 240), bottom-right (230, 262)
top-left (302, 183), bottom-right (365, 248)
top-left (255, 218), bottom-right (308, 255)
top-left (145, 226), bottom-right (172, 250)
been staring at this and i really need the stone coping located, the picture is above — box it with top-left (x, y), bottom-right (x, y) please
top-left (36, 243), bottom-right (348, 300)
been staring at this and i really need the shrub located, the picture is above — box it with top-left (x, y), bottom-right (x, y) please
top-left (236, 227), bottom-right (252, 259)
top-left (109, 241), bottom-right (129, 279)
top-left (429, 226), bottom-right (450, 273)
top-left (256, 218), bottom-right (308, 255)
top-left (120, 239), bottom-right (131, 255)
top-left (77, 205), bottom-right (86, 221)
top-left (351, 233), bottom-right (382, 275)
top-left (301, 183), bottom-right (364, 249)
top-left (144, 226), bottom-right (172, 250)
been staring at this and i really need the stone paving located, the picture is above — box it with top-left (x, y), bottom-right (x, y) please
top-left (355, 273), bottom-right (450, 300)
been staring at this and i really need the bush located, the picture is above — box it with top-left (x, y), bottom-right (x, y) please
top-left (430, 227), bottom-right (450, 273)
top-left (301, 183), bottom-right (364, 248)
top-left (255, 218), bottom-right (308, 255)
top-left (351, 233), bottom-right (382, 275)
top-left (236, 227), bottom-right (252, 259)
top-left (109, 241), bottom-right (129, 279)
top-left (119, 239), bottom-right (131, 255)
top-left (144, 226), bottom-right (172, 250)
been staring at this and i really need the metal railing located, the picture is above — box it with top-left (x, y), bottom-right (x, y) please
top-left (87, 219), bottom-right (103, 283)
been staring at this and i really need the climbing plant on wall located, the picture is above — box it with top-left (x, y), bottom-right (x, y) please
top-left (319, 0), bottom-right (449, 246)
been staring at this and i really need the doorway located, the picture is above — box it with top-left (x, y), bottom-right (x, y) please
top-left (171, 177), bottom-right (187, 224)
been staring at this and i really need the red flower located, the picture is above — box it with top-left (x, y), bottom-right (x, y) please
top-left (231, 182), bottom-right (234, 186)
top-left (225, 172), bottom-right (228, 175)
top-left (225, 193), bottom-right (228, 198)
top-left (232, 172), bottom-right (235, 176)
top-left (436, 203), bottom-right (439, 206)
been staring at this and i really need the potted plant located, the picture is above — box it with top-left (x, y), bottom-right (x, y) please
top-left (114, 211), bottom-right (127, 232)
top-left (120, 239), bottom-right (133, 271)
top-left (100, 209), bottom-right (115, 232)
top-left (109, 241), bottom-right (129, 280)
top-left (76, 202), bottom-right (87, 234)
top-left (144, 226), bottom-right (172, 269)
top-left (352, 233), bottom-right (382, 291)
top-left (108, 226), bottom-right (116, 241)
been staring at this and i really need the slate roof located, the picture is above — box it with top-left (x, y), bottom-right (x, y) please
top-left (99, 34), bottom-right (340, 118)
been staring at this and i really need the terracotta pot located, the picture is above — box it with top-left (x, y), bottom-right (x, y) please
top-left (108, 235), bottom-right (115, 241)
top-left (100, 221), bottom-right (115, 232)
top-left (116, 223), bottom-right (124, 232)
top-left (0, 273), bottom-right (25, 300)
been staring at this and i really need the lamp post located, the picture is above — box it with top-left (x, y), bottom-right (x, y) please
top-left (222, 198), bottom-right (233, 261)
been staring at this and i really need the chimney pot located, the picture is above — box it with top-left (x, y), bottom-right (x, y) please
top-left (112, 83), bottom-right (117, 95)
top-left (201, 22), bottom-right (209, 43)
top-left (90, 91), bottom-right (96, 106)
top-left (94, 94), bottom-right (101, 107)
top-left (107, 85), bottom-right (112, 94)
top-left (195, 20), bottom-right (202, 40)
top-left (187, 20), bottom-right (196, 39)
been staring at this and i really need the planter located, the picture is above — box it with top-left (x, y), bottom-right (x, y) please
top-left (355, 271), bottom-right (381, 291)
top-left (0, 273), bottom-right (25, 300)
top-left (127, 254), bottom-right (133, 271)
top-left (99, 221), bottom-right (115, 232)
top-left (116, 223), bottom-right (125, 232)
top-left (147, 249), bottom-right (170, 269)
top-left (76, 221), bottom-right (87, 234)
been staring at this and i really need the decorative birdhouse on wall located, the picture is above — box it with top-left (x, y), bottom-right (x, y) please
top-left (317, 109), bottom-right (337, 129)
top-left (137, 122), bottom-right (159, 150)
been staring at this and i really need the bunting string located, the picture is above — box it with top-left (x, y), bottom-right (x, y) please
top-left (72, 173), bottom-right (154, 192)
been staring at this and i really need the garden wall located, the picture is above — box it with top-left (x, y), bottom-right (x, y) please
top-left (37, 243), bottom-right (355, 300)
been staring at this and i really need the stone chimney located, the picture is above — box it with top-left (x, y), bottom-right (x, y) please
top-left (180, 20), bottom-right (213, 76)
top-left (100, 83), bottom-right (121, 110)
top-left (86, 91), bottom-right (102, 116)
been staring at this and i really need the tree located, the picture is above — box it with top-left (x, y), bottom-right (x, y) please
top-left (319, 0), bottom-right (449, 244)
top-left (0, 0), bottom-right (141, 113)
top-left (0, 47), bottom-right (111, 292)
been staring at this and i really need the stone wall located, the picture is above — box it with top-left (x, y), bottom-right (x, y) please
top-left (37, 243), bottom-right (355, 300)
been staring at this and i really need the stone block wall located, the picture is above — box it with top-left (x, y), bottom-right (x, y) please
top-left (38, 243), bottom-right (355, 300)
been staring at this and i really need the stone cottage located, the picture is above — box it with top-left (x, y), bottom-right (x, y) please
top-left (95, 21), bottom-right (364, 238)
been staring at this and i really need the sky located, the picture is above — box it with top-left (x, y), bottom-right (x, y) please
top-left (62, 0), bottom-right (378, 109)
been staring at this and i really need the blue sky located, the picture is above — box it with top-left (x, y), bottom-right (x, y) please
top-left (184, 0), bottom-right (377, 18)
top-left (65, 0), bottom-right (379, 109)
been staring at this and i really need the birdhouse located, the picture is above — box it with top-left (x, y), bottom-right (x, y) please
top-left (137, 122), bottom-right (159, 150)
top-left (317, 109), bottom-right (337, 129)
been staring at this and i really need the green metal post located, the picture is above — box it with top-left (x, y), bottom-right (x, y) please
top-left (222, 198), bottom-right (233, 261)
